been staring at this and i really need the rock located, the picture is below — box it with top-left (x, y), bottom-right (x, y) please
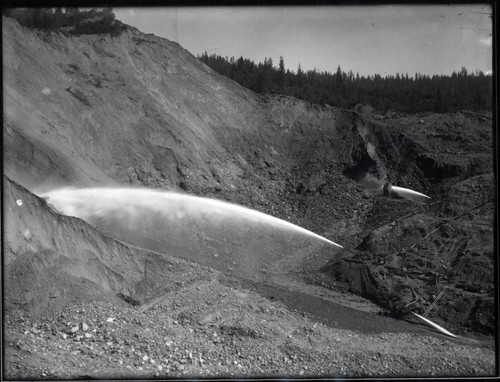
top-left (82, 323), bottom-right (89, 331)
top-left (198, 313), bottom-right (216, 325)
top-left (23, 229), bottom-right (32, 241)
top-left (70, 326), bottom-right (79, 333)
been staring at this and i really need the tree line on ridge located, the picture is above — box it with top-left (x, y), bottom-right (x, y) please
top-left (4, 7), bottom-right (125, 36)
top-left (198, 52), bottom-right (492, 113)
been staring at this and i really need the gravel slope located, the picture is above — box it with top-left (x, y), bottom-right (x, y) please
top-left (3, 178), bottom-right (496, 379)
top-left (4, 279), bottom-right (496, 379)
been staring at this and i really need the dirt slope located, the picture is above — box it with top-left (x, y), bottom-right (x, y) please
top-left (2, 15), bottom-right (497, 378)
top-left (3, 177), bottom-right (496, 379)
top-left (1, 18), bottom-right (407, 226)
top-left (4, 176), bottom-right (192, 315)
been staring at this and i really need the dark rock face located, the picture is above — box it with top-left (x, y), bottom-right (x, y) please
top-left (320, 172), bottom-right (495, 334)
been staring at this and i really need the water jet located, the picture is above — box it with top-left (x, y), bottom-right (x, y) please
top-left (39, 187), bottom-right (343, 252)
top-left (411, 312), bottom-right (458, 339)
top-left (389, 184), bottom-right (431, 200)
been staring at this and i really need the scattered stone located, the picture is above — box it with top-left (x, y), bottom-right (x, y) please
top-left (23, 229), bottom-right (32, 240)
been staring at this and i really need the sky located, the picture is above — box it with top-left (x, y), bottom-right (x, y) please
top-left (113, 5), bottom-right (493, 77)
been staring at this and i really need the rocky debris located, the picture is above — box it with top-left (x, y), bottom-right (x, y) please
top-left (320, 173), bottom-right (495, 334)
top-left (3, 279), bottom-right (495, 380)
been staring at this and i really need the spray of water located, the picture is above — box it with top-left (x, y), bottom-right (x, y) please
top-left (39, 187), bottom-right (343, 248)
top-left (391, 186), bottom-right (431, 200)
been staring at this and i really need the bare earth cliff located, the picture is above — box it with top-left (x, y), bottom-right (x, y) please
top-left (2, 16), bottom-right (497, 379)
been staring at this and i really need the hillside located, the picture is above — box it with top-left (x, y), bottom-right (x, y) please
top-left (3, 176), bottom-right (496, 379)
top-left (2, 14), bottom-right (496, 379)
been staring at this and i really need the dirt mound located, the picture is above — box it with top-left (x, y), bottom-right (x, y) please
top-left (3, 176), bottom-right (220, 317)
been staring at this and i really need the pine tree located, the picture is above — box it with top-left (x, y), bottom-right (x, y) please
top-left (336, 65), bottom-right (346, 95)
top-left (278, 56), bottom-right (286, 90)
top-left (53, 7), bottom-right (63, 29)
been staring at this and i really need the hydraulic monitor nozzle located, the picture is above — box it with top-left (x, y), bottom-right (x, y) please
top-left (382, 182), bottom-right (393, 197)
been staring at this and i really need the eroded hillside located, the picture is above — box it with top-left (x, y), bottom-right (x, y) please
top-left (2, 14), bottom-right (496, 378)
